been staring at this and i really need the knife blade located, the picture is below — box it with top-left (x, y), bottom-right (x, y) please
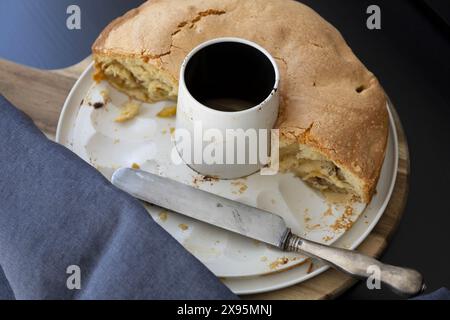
top-left (111, 167), bottom-right (289, 248)
top-left (112, 167), bottom-right (425, 297)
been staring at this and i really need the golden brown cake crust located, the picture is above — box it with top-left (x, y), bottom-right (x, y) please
top-left (92, 0), bottom-right (389, 202)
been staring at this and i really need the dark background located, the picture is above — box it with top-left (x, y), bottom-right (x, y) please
top-left (0, 0), bottom-right (449, 300)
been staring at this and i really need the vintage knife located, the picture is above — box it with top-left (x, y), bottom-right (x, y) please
top-left (112, 168), bottom-right (425, 297)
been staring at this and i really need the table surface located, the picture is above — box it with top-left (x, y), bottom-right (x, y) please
top-left (0, 0), bottom-right (449, 300)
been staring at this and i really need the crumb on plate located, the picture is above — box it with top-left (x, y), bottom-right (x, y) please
top-left (157, 105), bottom-right (177, 118)
top-left (269, 257), bottom-right (289, 270)
top-left (159, 211), bottom-right (168, 222)
top-left (100, 89), bottom-right (110, 103)
top-left (131, 163), bottom-right (140, 169)
top-left (115, 101), bottom-right (140, 122)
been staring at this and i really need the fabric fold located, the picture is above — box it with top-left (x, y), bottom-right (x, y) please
top-left (0, 95), bottom-right (236, 300)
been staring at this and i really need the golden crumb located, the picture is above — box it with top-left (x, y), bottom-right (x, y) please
top-left (115, 102), bottom-right (140, 122)
top-left (170, 127), bottom-right (176, 134)
top-left (161, 129), bottom-right (167, 134)
top-left (269, 257), bottom-right (289, 270)
top-left (100, 89), bottom-right (110, 103)
top-left (330, 206), bottom-right (354, 231)
top-left (159, 211), bottom-right (168, 222)
top-left (192, 174), bottom-right (219, 187)
top-left (231, 180), bottom-right (248, 194)
top-left (322, 207), bottom-right (333, 217)
top-left (131, 163), bottom-right (140, 169)
top-left (178, 223), bottom-right (189, 231)
top-left (157, 105), bottom-right (177, 118)
top-left (260, 256), bottom-right (268, 262)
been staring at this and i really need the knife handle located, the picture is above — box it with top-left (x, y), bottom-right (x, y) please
top-left (284, 232), bottom-right (425, 297)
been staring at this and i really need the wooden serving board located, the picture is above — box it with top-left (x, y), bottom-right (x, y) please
top-left (0, 57), bottom-right (410, 300)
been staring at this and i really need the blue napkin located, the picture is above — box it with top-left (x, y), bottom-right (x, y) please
top-left (413, 288), bottom-right (450, 301)
top-left (0, 95), bottom-right (237, 300)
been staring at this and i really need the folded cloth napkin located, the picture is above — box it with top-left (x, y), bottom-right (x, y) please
top-left (413, 288), bottom-right (450, 301)
top-left (0, 95), bottom-right (237, 300)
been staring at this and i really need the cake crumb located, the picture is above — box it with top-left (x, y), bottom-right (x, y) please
top-left (178, 224), bottom-right (189, 231)
top-left (159, 211), bottom-right (168, 222)
top-left (100, 89), bottom-right (110, 103)
top-left (131, 163), bottom-right (140, 170)
top-left (322, 207), bottom-right (333, 217)
top-left (192, 174), bottom-right (219, 187)
top-left (170, 127), bottom-right (176, 134)
top-left (308, 223), bottom-right (321, 230)
top-left (269, 257), bottom-right (289, 270)
top-left (331, 206), bottom-right (354, 231)
top-left (231, 180), bottom-right (248, 194)
top-left (157, 105), bottom-right (177, 118)
top-left (115, 102), bottom-right (140, 122)
top-left (304, 214), bottom-right (311, 223)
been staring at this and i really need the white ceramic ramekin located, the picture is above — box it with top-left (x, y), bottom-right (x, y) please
top-left (175, 37), bottom-right (280, 179)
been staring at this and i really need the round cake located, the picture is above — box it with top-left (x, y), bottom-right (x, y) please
top-left (92, 0), bottom-right (389, 203)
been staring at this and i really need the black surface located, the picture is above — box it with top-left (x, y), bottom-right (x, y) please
top-left (0, 0), bottom-right (449, 300)
top-left (422, 0), bottom-right (450, 29)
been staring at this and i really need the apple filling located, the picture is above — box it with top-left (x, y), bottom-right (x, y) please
top-left (280, 143), bottom-right (359, 199)
top-left (93, 56), bottom-right (178, 102)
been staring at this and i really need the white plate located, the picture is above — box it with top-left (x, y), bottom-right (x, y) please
top-left (56, 63), bottom-right (398, 294)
